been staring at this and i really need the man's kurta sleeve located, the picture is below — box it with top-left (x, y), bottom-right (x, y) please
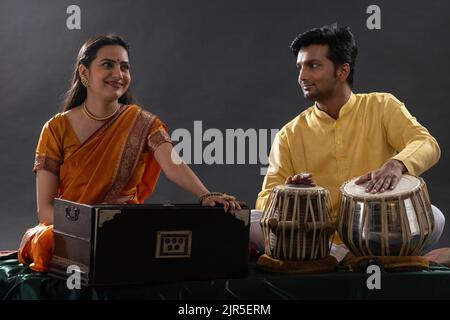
top-left (384, 95), bottom-right (441, 176)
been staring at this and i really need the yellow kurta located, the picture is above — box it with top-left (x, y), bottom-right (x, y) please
top-left (256, 92), bottom-right (441, 219)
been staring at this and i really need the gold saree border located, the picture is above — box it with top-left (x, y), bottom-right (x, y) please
top-left (102, 109), bottom-right (157, 203)
top-left (33, 155), bottom-right (61, 176)
top-left (147, 127), bottom-right (173, 152)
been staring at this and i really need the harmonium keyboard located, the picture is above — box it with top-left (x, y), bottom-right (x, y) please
top-left (49, 198), bottom-right (250, 286)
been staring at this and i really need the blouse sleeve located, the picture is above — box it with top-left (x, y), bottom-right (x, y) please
top-left (146, 117), bottom-right (173, 153)
top-left (33, 118), bottom-right (63, 176)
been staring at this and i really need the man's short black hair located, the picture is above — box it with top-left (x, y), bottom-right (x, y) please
top-left (290, 24), bottom-right (358, 87)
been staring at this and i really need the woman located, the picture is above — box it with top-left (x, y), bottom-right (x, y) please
top-left (18, 34), bottom-right (241, 272)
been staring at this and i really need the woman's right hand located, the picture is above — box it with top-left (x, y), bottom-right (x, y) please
top-left (285, 172), bottom-right (316, 186)
top-left (201, 194), bottom-right (242, 212)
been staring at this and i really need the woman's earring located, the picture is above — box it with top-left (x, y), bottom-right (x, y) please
top-left (80, 77), bottom-right (89, 87)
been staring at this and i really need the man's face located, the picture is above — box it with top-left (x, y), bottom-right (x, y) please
top-left (296, 44), bottom-right (339, 101)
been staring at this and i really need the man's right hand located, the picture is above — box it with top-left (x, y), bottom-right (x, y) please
top-left (285, 173), bottom-right (316, 186)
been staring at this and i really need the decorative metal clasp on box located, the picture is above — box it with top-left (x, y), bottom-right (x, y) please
top-left (65, 206), bottom-right (80, 221)
top-left (155, 231), bottom-right (192, 258)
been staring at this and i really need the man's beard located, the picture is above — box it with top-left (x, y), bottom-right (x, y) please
top-left (302, 88), bottom-right (322, 101)
top-left (303, 90), bottom-right (317, 100)
top-left (302, 86), bottom-right (334, 102)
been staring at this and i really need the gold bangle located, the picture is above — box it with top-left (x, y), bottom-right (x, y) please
top-left (198, 192), bottom-right (223, 203)
top-left (198, 192), bottom-right (237, 203)
top-left (222, 193), bottom-right (236, 201)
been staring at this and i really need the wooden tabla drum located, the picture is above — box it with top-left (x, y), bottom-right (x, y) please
top-left (337, 175), bottom-right (434, 256)
top-left (260, 184), bottom-right (335, 261)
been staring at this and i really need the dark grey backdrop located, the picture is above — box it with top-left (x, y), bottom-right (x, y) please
top-left (1, 0), bottom-right (449, 249)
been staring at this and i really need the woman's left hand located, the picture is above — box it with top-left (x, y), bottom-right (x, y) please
top-left (201, 194), bottom-right (242, 212)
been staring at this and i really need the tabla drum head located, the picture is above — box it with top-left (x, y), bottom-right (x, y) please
top-left (343, 174), bottom-right (421, 198)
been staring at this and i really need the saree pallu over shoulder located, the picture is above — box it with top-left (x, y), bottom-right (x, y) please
top-left (59, 104), bottom-right (160, 204)
top-left (102, 107), bottom-right (160, 203)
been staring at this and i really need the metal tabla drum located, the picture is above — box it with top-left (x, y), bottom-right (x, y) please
top-left (260, 184), bottom-right (335, 261)
top-left (337, 174), bottom-right (434, 256)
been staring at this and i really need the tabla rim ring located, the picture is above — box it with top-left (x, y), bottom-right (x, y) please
top-left (271, 185), bottom-right (328, 196)
top-left (339, 175), bottom-right (426, 202)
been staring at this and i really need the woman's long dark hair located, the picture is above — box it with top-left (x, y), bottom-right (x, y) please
top-left (60, 34), bottom-right (134, 112)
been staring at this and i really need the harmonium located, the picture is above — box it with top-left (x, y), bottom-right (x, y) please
top-left (49, 198), bottom-right (251, 286)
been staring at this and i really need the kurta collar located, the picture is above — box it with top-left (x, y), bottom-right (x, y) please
top-left (313, 92), bottom-right (356, 120)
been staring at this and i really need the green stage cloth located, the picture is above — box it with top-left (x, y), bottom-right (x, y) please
top-left (2, 253), bottom-right (450, 300)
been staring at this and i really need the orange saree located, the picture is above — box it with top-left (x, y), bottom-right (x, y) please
top-left (18, 104), bottom-right (172, 271)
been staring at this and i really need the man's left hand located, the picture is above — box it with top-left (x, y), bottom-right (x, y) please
top-left (355, 159), bottom-right (407, 193)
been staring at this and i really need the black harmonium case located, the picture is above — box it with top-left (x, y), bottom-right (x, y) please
top-left (49, 198), bottom-right (250, 286)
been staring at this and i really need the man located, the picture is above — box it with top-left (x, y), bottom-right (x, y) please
top-left (253, 25), bottom-right (444, 259)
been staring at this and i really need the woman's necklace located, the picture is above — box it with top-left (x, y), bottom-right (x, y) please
top-left (82, 101), bottom-right (119, 121)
